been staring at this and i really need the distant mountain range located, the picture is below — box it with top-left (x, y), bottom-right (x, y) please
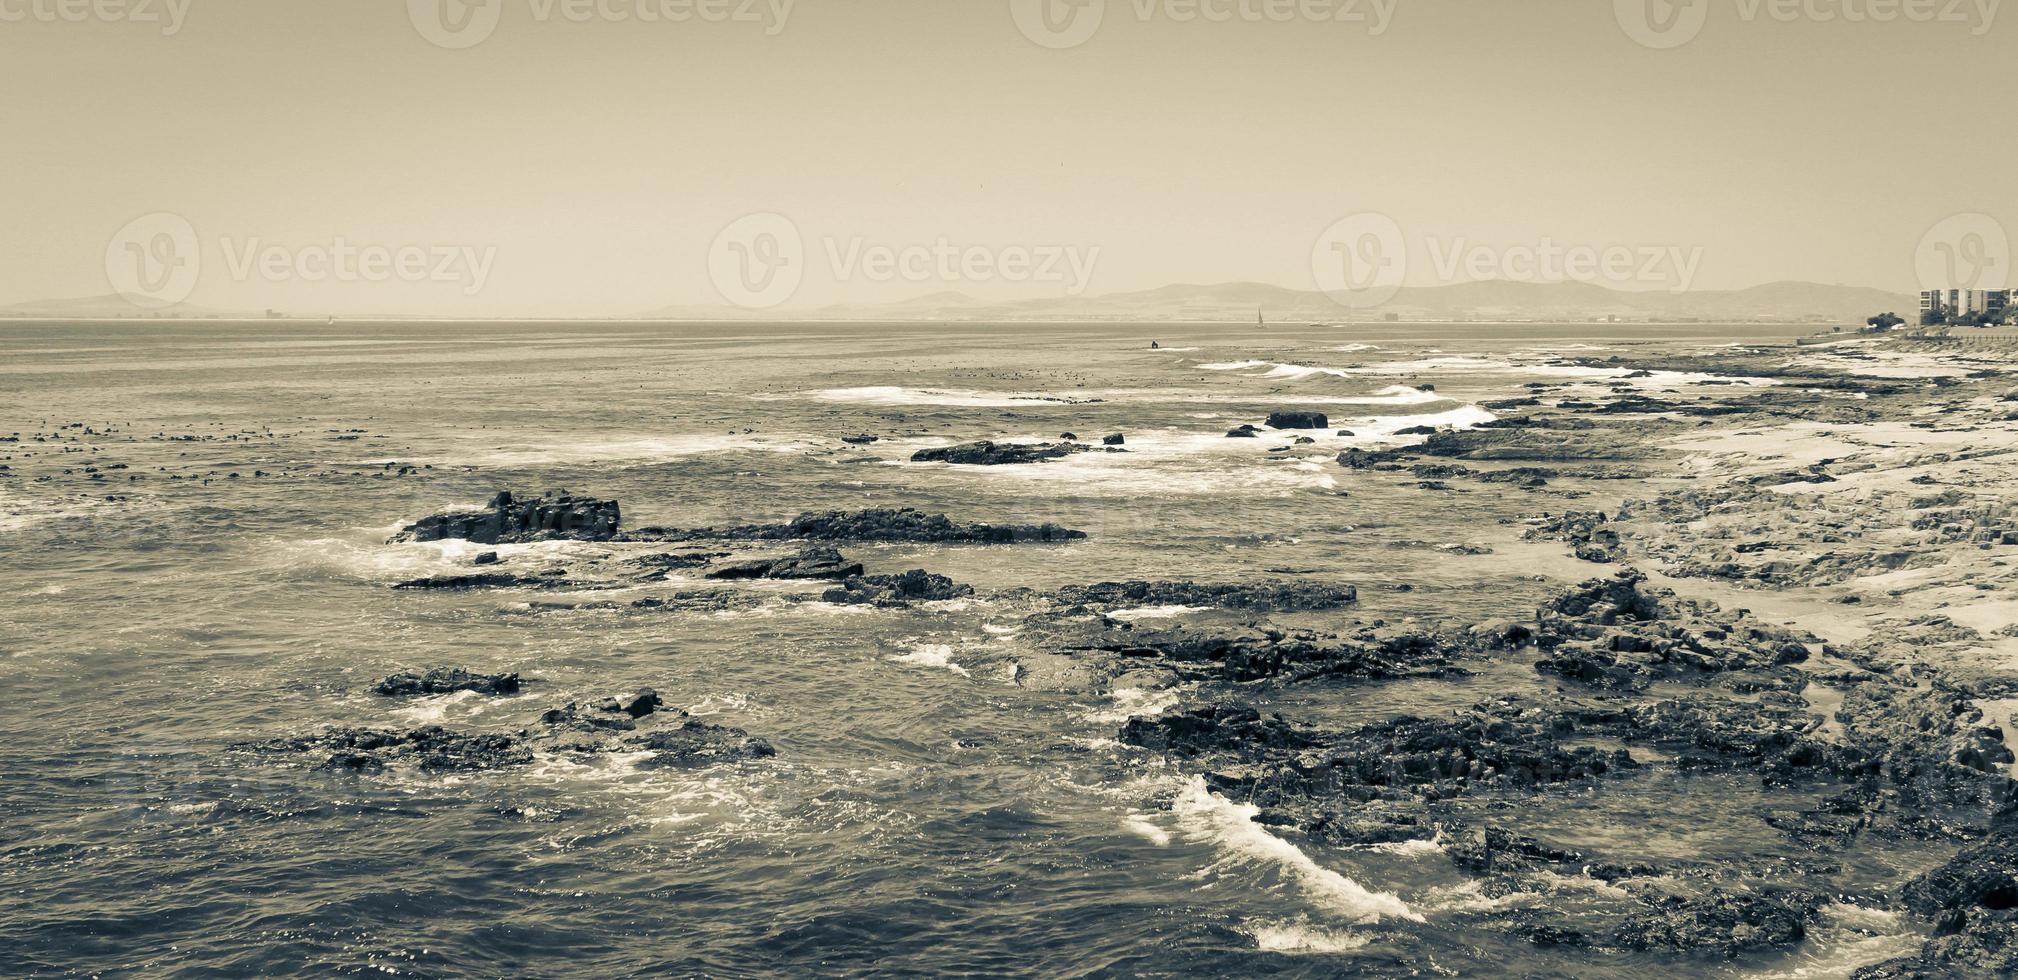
top-left (640, 280), bottom-right (1917, 324)
top-left (2, 280), bottom-right (1918, 323)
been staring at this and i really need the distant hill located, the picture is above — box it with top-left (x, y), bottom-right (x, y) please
top-left (639, 280), bottom-right (1916, 324)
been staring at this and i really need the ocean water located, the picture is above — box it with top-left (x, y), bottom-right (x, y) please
top-left (0, 319), bottom-right (1912, 977)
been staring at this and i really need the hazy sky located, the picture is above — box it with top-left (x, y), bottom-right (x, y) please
top-left (2, 0), bottom-right (2011, 315)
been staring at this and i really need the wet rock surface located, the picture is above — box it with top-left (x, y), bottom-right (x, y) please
top-left (393, 490), bottom-right (621, 544)
top-left (625, 507), bottom-right (1086, 544)
top-left (704, 545), bottom-right (865, 581)
top-left (372, 668), bottom-right (522, 697)
top-left (821, 570), bottom-right (974, 606)
top-left (1036, 579), bottom-right (1357, 612)
top-left (909, 440), bottom-right (1094, 465)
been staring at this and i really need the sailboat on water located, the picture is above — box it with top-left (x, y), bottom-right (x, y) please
top-left (1256, 307), bottom-right (1265, 328)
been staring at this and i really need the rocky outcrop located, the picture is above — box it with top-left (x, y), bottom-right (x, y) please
top-left (624, 508), bottom-right (1085, 544)
top-left (393, 571), bottom-right (567, 590)
top-left (910, 441), bottom-right (1091, 465)
top-left (1609, 888), bottom-right (1825, 958)
top-left (1856, 827), bottom-right (2018, 978)
top-left (1266, 411), bottom-right (1329, 429)
top-left (1041, 580), bottom-right (1357, 612)
top-left (372, 668), bottom-right (522, 697)
top-left (392, 490), bottom-right (620, 544)
top-left (239, 726), bottom-right (534, 773)
top-left (1526, 511), bottom-right (1625, 563)
top-left (704, 546), bottom-right (864, 581)
top-left (821, 570), bottom-right (973, 606)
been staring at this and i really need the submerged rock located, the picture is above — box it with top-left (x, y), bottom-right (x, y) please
top-left (629, 721), bottom-right (776, 767)
top-left (392, 490), bottom-right (621, 544)
top-left (240, 726), bottom-right (534, 772)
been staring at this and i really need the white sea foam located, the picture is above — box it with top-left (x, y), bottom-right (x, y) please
top-left (391, 689), bottom-right (482, 725)
top-left (1262, 363), bottom-right (1356, 380)
top-left (1104, 605), bottom-right (1213, 620)
top-left (1244, 917), bottom-right (1374, 954)
top-left (1198, 359), bottom-right (1271, 371)
top-left (1359, 833), bottom-right (1444, 857)
top-left (904, 428), bottom-right (1344, 496)
top-left (1332, 343), bottom-right (1381, 352)
top-left (1082, 685), bottom-right (1183, 725)
top-left (890, 643), bottom-right (970, 676)
top-left (470, 433), bottom-right (820, 466)
top-left (1172, 776), bottom-right (1421, 924)
top-left (1742, 903), bottom-right (1918, 980)
top-left (1122, 813), bottom-right (1172, 846)
top-left (1343, 404), bottom-right (1499, 441)
top-left (796, 386), bottom-right (1104, 407)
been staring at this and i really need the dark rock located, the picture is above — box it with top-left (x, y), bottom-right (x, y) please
top-left (705, 545), bottom-right (865, 581)
top-left (598, 688), bottom-right (662, 719)
top-left (1226, 425), bottom-right (1261, 438)
top-left (1121, 705), bottom-right (1312, 758)
top-left (841, 434), bottom-right (879, 444)
top-left (1043, 580), bottom-right (1356, 612)
top-left (1528, 511), bottom-right (1625, 562)
top-left (372, 668), bottom-right (522, 697)
top-left (540, 701), bottom-right (637, 733)
top-left (910, 441), bottom-right (1090, 465)
top-left (240, 725), bottom-right (533, 772)
top-left (472, 551), bottom-right (500, 566)
top-left (624, 508), bottom-right (1085, 544)
top-left (1266, 411), bottom-right (1329, 430)
top-left (393, 572), bottom-right (557, 590)
top-left (1610, 888), bottom-right (1824, 958)
top-left (392, 490), bottom-right (620, 544)
top-left (1102, 433), bottom-right (1125, 446)
top-left (821, 570), bottom-right (974, 606)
